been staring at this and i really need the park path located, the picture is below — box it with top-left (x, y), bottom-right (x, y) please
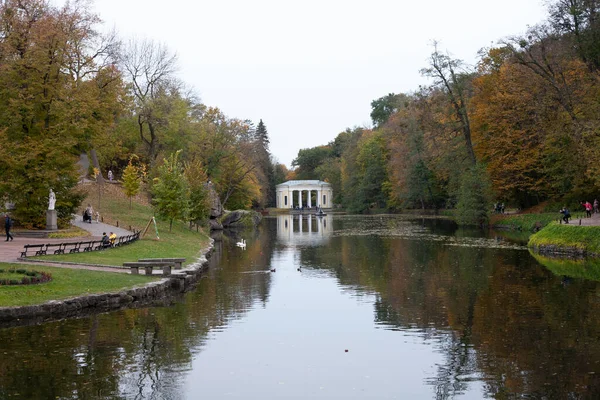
top-left (0, 215), bottom-right (133, 272)
top-left (71, 214), bottom-right (133, 237)
top-left (566, 211), bottom-right (600, 226)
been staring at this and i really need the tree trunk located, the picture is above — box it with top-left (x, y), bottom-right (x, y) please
top-left (89, 148), bottom-right (105, 184)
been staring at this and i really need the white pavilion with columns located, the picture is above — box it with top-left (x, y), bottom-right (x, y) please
top-left (275, 180), bottom-right (333, 209)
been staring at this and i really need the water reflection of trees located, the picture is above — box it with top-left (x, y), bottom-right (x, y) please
top-left (301, 230), bottom-right (600, 398)
top-left (0, 227), bottom-right (276, 399)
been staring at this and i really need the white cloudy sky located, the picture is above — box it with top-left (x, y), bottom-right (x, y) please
top-left (75, 0), bottom-right (547, 166)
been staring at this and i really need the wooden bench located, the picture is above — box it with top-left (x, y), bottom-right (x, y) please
top-left (65, 242), bottom-right (82, 253)
top-left (138, 258), bottom-right (186, 270)
top-left (20, 244), bottom-right (46, 257)
top-left (95, 240), bottom-right (111, 250)
top-left (80, 241), bottom-right (93, 252)
top-left (44, 243), bottom-right (65, 255)
top-left (114, 236), bottom-right (126, 247)
top-left (123, 262), bottom-right (175, 276)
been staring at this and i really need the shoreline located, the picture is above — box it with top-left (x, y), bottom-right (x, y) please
top-left (0, 239), bottom-right (214, 328)
top-left (527, 223), bottom-right (600, 260)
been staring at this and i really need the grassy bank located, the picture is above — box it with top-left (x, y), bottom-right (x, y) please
top-left (37, 183), bottom-right (211, 266)
top-left (491, 213), bottom-right (559, 232)
top-left (528, 222), bottom-right (600, 255)
top-left (0, 263), bottom-right (157, 307)
top-left (1, 183), bottom-right (211, 308)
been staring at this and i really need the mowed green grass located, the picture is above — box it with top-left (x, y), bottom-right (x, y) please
top-left (35, 183), bottom-right (211, 266)
top-left (529, 222), bottom-right (600, 255)
top-left (0, 184), bottom-right (211, 307)
top-left (492, 212), bottom-right (560, 232)
top-left (0, 263), bottom-right (158, 307)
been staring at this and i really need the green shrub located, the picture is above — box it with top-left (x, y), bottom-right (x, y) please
top-left (455, 164), bottom-right (493, 227)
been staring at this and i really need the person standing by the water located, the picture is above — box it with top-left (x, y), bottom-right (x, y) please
top-left (560, 207), bottom-right (571, 224)
top-left (4, 213), bottom-right (13, 241)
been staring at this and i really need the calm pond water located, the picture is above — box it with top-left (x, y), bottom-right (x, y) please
top-left (1, 214), bottom-right (600, 399)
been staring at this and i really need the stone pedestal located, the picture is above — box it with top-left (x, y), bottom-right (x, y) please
top-left (46, 210), bottom-right (57, 230)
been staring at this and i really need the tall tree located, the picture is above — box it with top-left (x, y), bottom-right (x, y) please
top-left (291, 146), bottom-right (332, 180)
top-left (184, 160), bottom-right (210, 230)
top-left (121, 39), bottom-right (179, 163)
top-left (370, 93), bottom-right (407, 128)
top-left (253, 119), bottom-right (275, 207)
top-left (548, 0), bottom-right (600, 71)
top-left (152, 150), bottom-right (189, 232)
top-left (421, 44), bottom-right (476, 165)
top-left (0, 0), bottom-right (121, 226)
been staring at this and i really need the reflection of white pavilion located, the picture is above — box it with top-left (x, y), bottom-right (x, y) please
top-left (276, 214), bottom-right (333, 245)
top-left (275, 180), bottom-right (333, 209)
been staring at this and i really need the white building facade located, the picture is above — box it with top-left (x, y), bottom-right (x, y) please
top-left (275, 180), bottom-right (333, 209)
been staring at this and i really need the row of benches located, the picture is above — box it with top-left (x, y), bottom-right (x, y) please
top-left (20, 232), bottom-right (141, 258)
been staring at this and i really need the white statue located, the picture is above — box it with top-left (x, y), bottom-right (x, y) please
top-left (48, 189), bottom-right (56, 210)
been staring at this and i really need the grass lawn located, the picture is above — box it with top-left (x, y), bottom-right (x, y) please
top-left (492, 212), bottom-right (561, 232)
top-left (0, 263), bottom-right (158, 307)
top-left (0, 184), bottom-right (211, 307)
top-left (528, 222), bottom-right (600, 255)
top-left (35, 183), bottom-right (211, 266)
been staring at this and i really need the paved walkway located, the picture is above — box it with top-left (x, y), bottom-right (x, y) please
top-left (71, 214), bottom-right (133, 237)
top-left (568, 212), bottom-right (600, 226)
top-left (0, 216), bottom-right (134, 271)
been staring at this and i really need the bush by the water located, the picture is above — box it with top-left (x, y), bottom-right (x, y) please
top-left (455, 164), bottom-right (493, 227)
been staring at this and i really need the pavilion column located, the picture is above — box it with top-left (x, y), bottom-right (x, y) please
top-left (298, 190), bottom-right (302, 209)
top-left (317, 190), bottom-right (322, 208)
top-left (308, 190), bottom-right (312, 208)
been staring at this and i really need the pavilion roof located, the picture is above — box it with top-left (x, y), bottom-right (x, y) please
top-left (276, 180), bottom-right (331, 187)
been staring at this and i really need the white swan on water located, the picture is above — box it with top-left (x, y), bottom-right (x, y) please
top-left (236, 239), bottom-right (246, 249)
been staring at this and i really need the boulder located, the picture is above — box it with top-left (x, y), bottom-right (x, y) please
top-left (204, 182), bottom-right (223, 218)
top-left (221, 210), bottom-right (262, 228)
top-left (208, 219), bottom-right (223, 231)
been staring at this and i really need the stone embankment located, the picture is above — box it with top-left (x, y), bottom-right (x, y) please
top-left (0, 240), bottom-right (214, 327)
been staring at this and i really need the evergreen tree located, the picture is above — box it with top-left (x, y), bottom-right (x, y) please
top-left (253, 119), bottom-right (276, 207)
top-left (455, 164), bottom-right (493, 227)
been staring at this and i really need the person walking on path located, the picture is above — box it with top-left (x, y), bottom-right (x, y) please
top-left (594, 199), bottom-right (599, 214)
top-left (585, 201), bottom-right (592, 217)
top-left (4, 213), bottom-right (13, 241)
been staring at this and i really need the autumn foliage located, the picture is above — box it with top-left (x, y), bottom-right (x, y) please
top-left (291, 0), bottom-right (600, 221)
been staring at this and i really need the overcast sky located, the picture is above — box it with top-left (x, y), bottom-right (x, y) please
top-left (81, 0), bottom-right (547, 167)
